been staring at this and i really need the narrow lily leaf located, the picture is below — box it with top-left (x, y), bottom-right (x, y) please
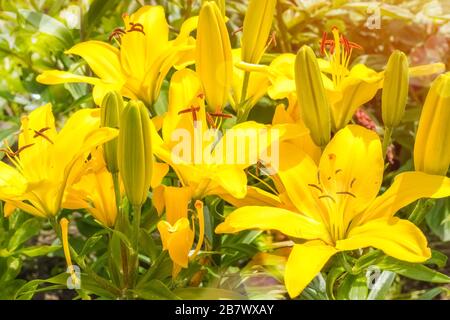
top-left (132, 279), bottom-right (180, 300)
top-left (326, 266), bottom-right (345, 300)
top-left (426, 198), bottom-right (450, 241)
top-left (425, 249), bottom-right (448, 268)
top-left (174, 288), bottom-right (248, 300)
top-left (417, 287), bottom-right (447, 300)
top-left (7, 218), bottom-right (41, 252)
top-left (16, 245), bottom-right (61, 257)
top-left (18, 9), bottom-right (73, 47)
top-left (336, 274), bottom-right (369, 300)
top-left (376, 257), bottom-right (450, 284)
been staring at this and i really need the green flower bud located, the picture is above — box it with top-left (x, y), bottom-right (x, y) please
top-left (382, 50), bottom-right (409, 128)
top-left (294, 45), bottom-right (331, 147)
top-left (118, 101), bottom-right (153, 207)
top-left (101, 91), bottom-right (124, 174)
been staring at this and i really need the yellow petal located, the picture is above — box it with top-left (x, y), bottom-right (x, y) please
top-left (331, 65), bottom-right (383, 131)
top-left (163, 186), bottom-right (192, 224)
top-left (66, 41), bottom-right (124, 83)
top-left (157, 218), bottom-right (194, 268)
top-left (358, 171), bottom-right (450, 223)
top-left (125, 5), bottom-right (169, 71)
top-left (162, 68), bottom-right (205, 142)
top-left (319, 125), bottom-right (384, 224)
top-left (219, 186), bottom-right (282, 208)
top-left (151, 162), bottom-right (169, 189)
top-left (285, 241), bottom-right (337, 298)
top-left (337, 217), bottom-right (431, 263)
top-left (3, 202), bottom-right (17, 217)
top-left (276, 141), bottom-right (326, 222)
top-left (0, 162), bottom-right (27, 197)
top-left (215, 206), bottom-right (331, 243)
top-left (36, 70), bottom-right (101, 86)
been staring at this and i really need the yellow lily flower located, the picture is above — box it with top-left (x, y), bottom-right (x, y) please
top-left (414, 72), bottom-right (450, 176)
top-left (0, 104), bottom-right (118, 218)
top-left (153, 68), bottom-right (301, 200)
top-left (216, 125), bottom-right (450, 297)
top-left (37, 6), bottom-right (198, 106)
top-left (155, 186), bottom-right (205, 277)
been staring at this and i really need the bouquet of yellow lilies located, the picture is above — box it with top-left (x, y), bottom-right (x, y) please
top-left (0, 0), bottom-right (449, 302)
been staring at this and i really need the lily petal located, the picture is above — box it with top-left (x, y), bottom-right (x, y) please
top-left (358, 171), bottom-right (450, 223)
top-left (219, 186), bottom-right (282, 208)
top-left (215, 206), bottom-right (331, 243)
top-left (66, 41), bottom-right (123, 83)
top-left (277, 141), bottom-right (326, 222)
top-left (337, 217), bottom-right (431, 263)
top-left (319, 125), bottom-right (384, 223)
top-left (285, 241), bottom-right (337, 298)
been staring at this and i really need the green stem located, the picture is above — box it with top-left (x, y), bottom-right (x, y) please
top-left (409, 199), bottom-right (434, 225)
top-left (382, 126), bottom-right (392, 158)
top-left (112, 172), bottom-right (121, 214)
top-left (129, 205), bottom-right (142, 288)
top-left (237, 72), bottom-right (251, 123)
top-left (111, 172), bottom-right (131, 292)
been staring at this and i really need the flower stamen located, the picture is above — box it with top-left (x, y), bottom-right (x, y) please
top-left (33, 128), bottom-right (54, 144)
top-left (127, 22), bottom-right (145, 35)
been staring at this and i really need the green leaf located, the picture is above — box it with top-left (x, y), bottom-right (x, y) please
top-left (0, 279), bottom-right (26, 299)
top-left (7, 218), bottom-right (41, 252)
top-left (15, 272), bottom-right (116, 300)
top-left (367, 271), bottom-right (396, 300)
top-left (18, 9), bottom-right (73, 47)
top-left (133, 279), bottom-right (180, 300)
top-left (79, 231), bottom-right (107, 258)
top-left (84, 0), bottom-right (122, 37)
top-left (16, 245), bottom-right (61, 257)
top-left (326, 266), bottom-right (345, 300)
top-left (426, 250), bottom-right (448, 268)
top-left (0, 257), bottom-right (22, 283)
top-left (336, 273), bottom-right (368, 300)
top-left (417, 287), bottom-right (447, 300)
top-left (376, 257), bottom-right (450, 283)
top-left (174, 287), bottom-right (248, 300)
top-left (426, 198), bottom-right (450, 242)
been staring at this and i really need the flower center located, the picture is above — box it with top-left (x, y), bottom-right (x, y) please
top-left (108, 22), bottom-right (145, 44)
top-left (307, 153), bottom-right (358, 241)
top-left (320, 27), bottom-right (362, 88)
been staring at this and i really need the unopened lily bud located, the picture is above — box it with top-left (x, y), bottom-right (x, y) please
top-left (382, 50), bottom-right (409, 128)
top-left (196, 1), bottom-right (233, 112)
top-left (203, 0), bottom-right (226, 16)
top-left (294, 45), bottom-right (331, 147)
top-left (414, 72), bottom-right (450, 175)
top-left (241, 0), bottom-right (277, 64)
top-left (100, 91), bottom-right (124, 174)
top-left (118, 101), bottom-right (153, 207)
